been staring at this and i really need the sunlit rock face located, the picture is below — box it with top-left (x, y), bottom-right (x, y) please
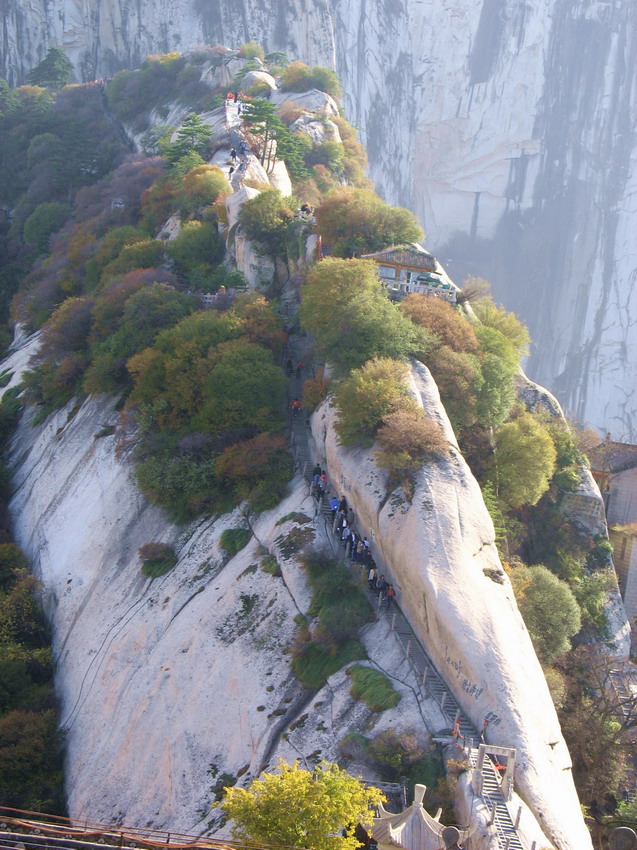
top-left (3, 336), bottom-right (428, 832)
top-left (332, 0), bottom-right (637, 439)
top-left (0, 0), bottom-right (334, 85)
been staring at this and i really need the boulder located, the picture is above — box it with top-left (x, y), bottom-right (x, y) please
top-left (268, 159), bottom-right (292, 196)
top-left (240, 70), bottom-right (277, 93)
top-left (234, 231), bottom-right (275, 289)
top-left (242, 154), bottom-right (270, 186)
top-left (225, 186), bottom-right (261, 230)
top-left (290, 114), bottom-right (342, 144)
top-left (311, 360), bottom-right (593, 850)
top-left (270, 88), bottom-right (339, 116)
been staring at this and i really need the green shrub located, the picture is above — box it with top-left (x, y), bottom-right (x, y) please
top-left (508, 563), bottom-right (581, 662)
top-left (265, 52), bottom-right (289, 68)
top-left (291, 549), bottom-right (373, 689)
top-left (368, 728), bottom-right (427, 778)
top-left (292, 639), bottom-right (365, 690)
top-left (486, 413), bottom-right (557, 509)
top-left (472, 297), bottom-right (530, 358)
top-left (275, 512), bottom-right (312, 526)
top-left (281, 62), bottom-right (341, 98)
top-left (239, 41), bottom-right (265, 60)
top-left (139, 541), bottom-right (178, 578)
top-left (23, 202), bottom-right (71, 255)
top-left (586, 533), bottom-right (613, 571)
top-left (260, 555), bottom-right (281, 577)
top-left (239, 190), bottom-right (294, 256)
top-left (300, 259), bottom-right (431, 374)
top-left (347, 665), bottom-right (400, 712)
top-left (135, 450), bottom-right (221, 523)
top-left (220, 527), bottom-right (252, 557)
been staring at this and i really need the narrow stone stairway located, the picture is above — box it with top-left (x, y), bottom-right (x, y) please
top-left (283, 385), bottom-right (532, 850)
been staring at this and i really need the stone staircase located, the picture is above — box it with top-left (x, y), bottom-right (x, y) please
top-left (283, 369), bottom-right (534, 850)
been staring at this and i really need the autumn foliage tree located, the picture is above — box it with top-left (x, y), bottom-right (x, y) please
top-left (315, 187), bottom-right (423, 257)
top-left (375, 410), bottom-right (447, 483)
top-left (215, 434), bottom-right (292, 511)
top-left (400, 294), bottom-right (478, 352)
top-left (179, 164), bottom-right (229, 216)
top-left (221, 759), bottom-right (382, 850)
top-left (334, 359), bottom-right (420, 446)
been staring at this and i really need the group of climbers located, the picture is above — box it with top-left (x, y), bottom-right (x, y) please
top-left (225, 96), bottom-right (251, 186)
top-left (319, 482), bottom-right (397, 609)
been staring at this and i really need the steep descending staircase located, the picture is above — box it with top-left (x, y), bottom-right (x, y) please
top-left (283, 369), bottom-right (533, 850)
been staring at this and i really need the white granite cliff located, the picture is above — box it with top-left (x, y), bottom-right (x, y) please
top-left (311, 361), bottom-right (593, 850)
top-left (2, 336), bottom-right (432, 833)
top-left (4, 0), bottom-right (637, 437)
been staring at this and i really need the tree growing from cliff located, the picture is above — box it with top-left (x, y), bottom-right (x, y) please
top-left (280, 62), bottom-right (341, 98)
top-left (239, 190), bottom-right (294, 257)
top-left (472, 297), bottom-right (530, 359)
top-left (300, 258), bottom-right (431, 372)
top-left (375, 410), bottom-right (448, 486)
top-left (221, 759), bottom-right (383, 850)
top-left (400, 294), bottom-right (478, 353)
top-left (486, 412), bottom-right (557, 508)
top-left (164, 113), bottom-right (210, 165)
top-left (28, 48), bottom-right (73, 89)
top-left (334, 359), bottom-right (419, 446)
top-left (508, 563), bottom-right (581, 662)
top-left (557, 645), bottom-right (634, 807)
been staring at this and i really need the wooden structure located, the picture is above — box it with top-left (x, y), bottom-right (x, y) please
top-left (361, 244), bottom-right (457, 303)
top-left (589, 440), bottom-right (637, 619)
top-left (589, 440), bottom-right (637, 525)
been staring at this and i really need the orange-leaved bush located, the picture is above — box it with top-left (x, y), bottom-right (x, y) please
top-left (375, 410), bottom-right (447, 479)
top-left (400, 294), bottom-right (478, 353)
top-left (215, 433), bottom-right (293, 511)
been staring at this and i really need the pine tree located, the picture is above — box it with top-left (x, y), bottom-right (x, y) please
top-left (164, 114), bottom-right (210, 164)
top-left (28, 48), bottom-right (73, 89)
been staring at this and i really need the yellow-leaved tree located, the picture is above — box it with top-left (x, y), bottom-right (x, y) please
top-left (221, 759), bottom-right (384, 850)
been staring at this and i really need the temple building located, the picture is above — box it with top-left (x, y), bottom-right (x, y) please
top-left (361, 244), bottom-right (458, 303)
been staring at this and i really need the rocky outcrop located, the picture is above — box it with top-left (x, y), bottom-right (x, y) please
top-left (290, 114), bottom-right (341, 144)
top-left (311, 360), bottom-right (592, 850)
top-left (240, 70), bottom-right (277, 92)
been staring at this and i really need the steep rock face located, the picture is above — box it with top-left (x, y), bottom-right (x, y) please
top-left (3, 335), bottom-right (433, 832)
top-left (311, 361), bottom-right (592, 850)
top-left (0, 0), bottom-right (334, 85)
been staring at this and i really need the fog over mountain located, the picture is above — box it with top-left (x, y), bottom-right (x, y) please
top-left (3, 0), bottom-right (636, 437)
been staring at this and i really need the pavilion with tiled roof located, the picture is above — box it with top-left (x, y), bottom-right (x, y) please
top-left (361, 244), bottom-right (457, 303)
